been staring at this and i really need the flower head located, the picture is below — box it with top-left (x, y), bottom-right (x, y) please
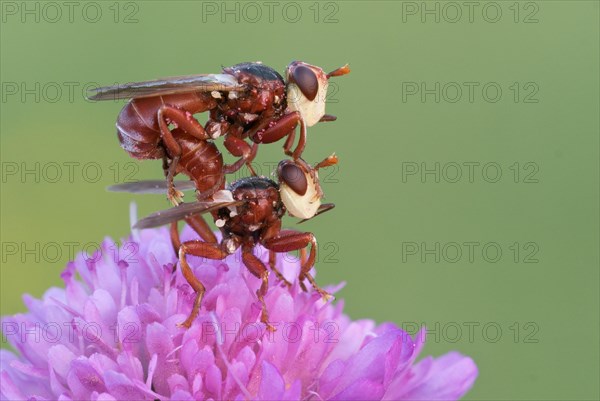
top-left (1, 218), bottom-right (477, 400)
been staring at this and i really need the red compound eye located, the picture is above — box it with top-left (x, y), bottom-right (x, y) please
top-left (290, 65), bottom-right (319, 101)
top-left (280, 163), bottom-right (308, 196)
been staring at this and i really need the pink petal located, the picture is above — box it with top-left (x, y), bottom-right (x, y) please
top-left (48, 344), bottom-right (77, 381)
top-left (66, 359), bottom-right (106, 400)
top-left (396, 352), bottom-right (478, 400)
top-left (258, 361), bottom-right (284, 400)
top-left (103, 371), bottom-right (147, 400)
top-left (330, 378), bottom-right (385, 400)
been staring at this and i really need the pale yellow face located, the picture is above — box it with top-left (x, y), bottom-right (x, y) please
top-left (285, 62), bottom-right (329, 127)
top-left (279, 172), bottom-right (321, 219)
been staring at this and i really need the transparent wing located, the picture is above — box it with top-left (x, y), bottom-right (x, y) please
top-left (107, 180), bottom-right (196, 195)
top-left (87, 73), bottom-right (243, 101)
top-left (297, 203), bottom-right (335, 224)
top-left (134, 200), bottom-right (244, 229)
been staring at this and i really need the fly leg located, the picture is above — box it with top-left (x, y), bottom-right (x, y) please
top-left (224, 135), bottom-right (258, 176)
top-left (157, 106), bottom-right (210, 205)
top-left (278, 114), bottom-right (306, 160)
top-left (223, 137), bottom-right (258, 176)
top-left (170, 214), bottom-right (218, 257)
top-left (177, 240), bottom-right (228, 328)
top-left (263, 231), bottom-right (332, 300)
top-left (298, 248), bottom-right (308, 291)
top-left (291, 117), bottom-right (307, 160)
top-left (250, 112), bottom-right (303, 159)
top-left (242, 245), bottom-right (275, 331)
top-left (268, 251), bottom-right (292, 288)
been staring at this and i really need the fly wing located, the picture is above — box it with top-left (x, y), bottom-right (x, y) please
top-left (87, 73), bottom-right (243, 101)
top-left (107, 180), bottom-right (196, 195)
top-left (133, 200), bottom-right (243, 229)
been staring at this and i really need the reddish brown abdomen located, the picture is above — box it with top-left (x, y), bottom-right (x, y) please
top-left (176, 132), bottom-right (225, 199)
top-left (115, 93), bottom-right (215, 160)
top-left (116, 97), bottom-right (164, 159)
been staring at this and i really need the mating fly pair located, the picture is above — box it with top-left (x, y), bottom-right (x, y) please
top-left (92, 61), bottom-right (349, 330)
top-left (90, 61), bottom-right (349, 205)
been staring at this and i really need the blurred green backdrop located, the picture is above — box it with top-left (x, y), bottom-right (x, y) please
top-left (1, 1), bottom-right (598, 399)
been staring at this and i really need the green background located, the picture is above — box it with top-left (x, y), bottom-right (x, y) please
top-left (1, 1), bottom-right (598, 400)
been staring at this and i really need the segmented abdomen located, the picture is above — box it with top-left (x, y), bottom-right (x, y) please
top-left (176, 132), bottom-right (225, 199)
top-left (115, 94), bottom-right (224, 198)
top-left (116, 97), bottom-right (164, 159)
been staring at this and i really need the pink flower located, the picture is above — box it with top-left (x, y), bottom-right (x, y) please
top-left (1, 216), bottom-right (477, 400)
